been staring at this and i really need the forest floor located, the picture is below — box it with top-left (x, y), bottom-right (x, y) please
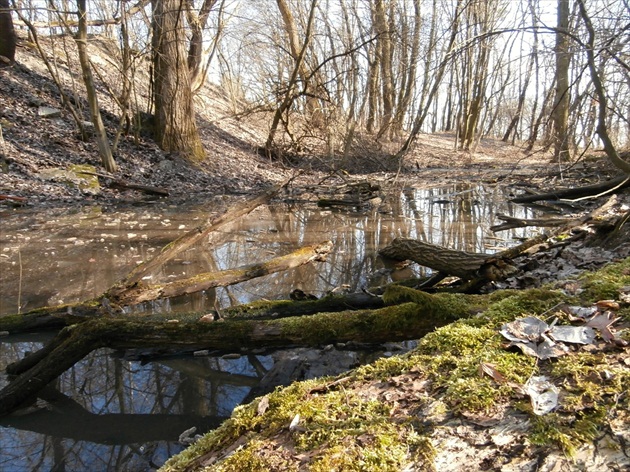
top-left (0, 34), bottom-right (623, 209)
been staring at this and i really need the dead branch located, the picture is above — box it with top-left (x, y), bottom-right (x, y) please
top-left (110, 241), bottom-right (333, 306)
top-left (511, 175), bottom-right (630, 203)
top-left (0, 290), bottom-right (467, 416)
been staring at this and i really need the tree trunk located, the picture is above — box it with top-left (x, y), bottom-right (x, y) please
top-left (152, 0), bottom-right (205, 162)
top-left (0, 0), bottom-right (16, 67)
top-left (75, 0), bottom-right (118, 173)
top-left (551, 0), bottom-right (571, 162)
top-left (576, 0), bottom-right (630, 174)
top-left (184, 0), bottom-right (219, 92)
top-left (373, 0), bottom-right (394, 138)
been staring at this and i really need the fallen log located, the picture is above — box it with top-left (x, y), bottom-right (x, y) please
top-left (379, 196), bottom-right (621, 287)
top-left (0, 288), bottom-right (385, 334)
top-left (379, 238), bottom-right (515, 282)
top-left (490, 214), bottom-right (571, 232)
top-left (511, 175), bottom-right (630, 203)
top-left (117, 180), bottom-right (289, 289)
top-left (109, 241), bottom-right (333, 306)
top-left (0, 288), bottom-right (471, 417)
top-left (0, 182), bottom-right (293, 333)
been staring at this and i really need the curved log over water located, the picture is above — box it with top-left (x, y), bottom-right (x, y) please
top-left (379, 238), bottom-right (516, 282)
top-left (0, 288), bottom-right (471, 417)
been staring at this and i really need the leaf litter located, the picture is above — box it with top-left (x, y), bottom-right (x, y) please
top-left (492, 300), bottom-right (626, 414)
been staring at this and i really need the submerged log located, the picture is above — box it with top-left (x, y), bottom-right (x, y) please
top-left (0, 182), bottom-right (296, 333)
top-left (0, 288), bottom-right (471, 417)
top-left (118, 181), bottom-right (288, 288)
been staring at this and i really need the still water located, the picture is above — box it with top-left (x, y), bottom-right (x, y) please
top-left (0, 183), bottom-right (538, 471)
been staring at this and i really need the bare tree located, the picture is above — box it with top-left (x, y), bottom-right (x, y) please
top-left (576, 0), bottom-right (630, 174)
top-left (75, 0), bottom-right (118, 172)
top-left (151, 0), bottom-right (205, 161)
top-left (0, 0), bottom-right (16, 67)
top-left (551, 0), bottom-right (572, 161)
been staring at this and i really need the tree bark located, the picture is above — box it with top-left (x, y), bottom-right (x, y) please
top-left (184, 0), bottom-right (218, 91)
top-left (75, 0), bottom-right (118, 172)
top-left (551, 0), bottom-right (571, 162)
top-left (379, 238), bottom-right (498, 280)
top-left (152, 0), bottom-right (205, 162)
top-left (0, 0), bottom-right (16, 67)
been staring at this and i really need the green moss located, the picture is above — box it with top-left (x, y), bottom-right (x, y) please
top-left (530, 408), bottom-right (606, 456)
top-left (578, 257), bottom-right (630, 309)
top-left (550, 352), bottom-right (630, 412)
top-left (161, 260), bottom-right (630, 471)
top-left (477, 289), bottom-right (568, 327)
top-left (382, 286), bottom-right (472, 322)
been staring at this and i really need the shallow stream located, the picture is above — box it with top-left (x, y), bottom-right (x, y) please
top-left (0, 183), bottom-right (539, 471)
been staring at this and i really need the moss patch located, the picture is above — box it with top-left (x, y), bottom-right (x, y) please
top-left (160, 260), bottom-right (630, 471)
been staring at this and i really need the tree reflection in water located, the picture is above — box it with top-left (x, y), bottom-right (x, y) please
top-left (0, 183), bottom-right (539, 471)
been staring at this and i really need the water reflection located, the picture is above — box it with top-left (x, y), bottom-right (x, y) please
top-left (0, 183), bottom-right (538, 471)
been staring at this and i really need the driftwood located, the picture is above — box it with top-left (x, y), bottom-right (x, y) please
top-left (0, 289), bottom-right (468, 416)
top-left (316, 181), bottom-right (382, 209)
top-left (109, 241), bottom-right (333, 307)
top-left (79, 170), bottom-right (169, 196)
top-left (511, 175), bottom-right (630, 203)
top-left (490, 214), bottom-right (571, 232)
top-left (0, 182), bottom-right (292, 333)
top-left (380, 195), bottom-right (621, 287)
top-left (118, 181), bottom-right (288, 288)
top-left (379, 238), bottom-right (516, 282)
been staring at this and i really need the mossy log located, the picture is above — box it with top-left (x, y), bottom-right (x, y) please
top-left (0, 288), bottom-right (471, 417)
top-left (0, 289), bottom-right (385, 335)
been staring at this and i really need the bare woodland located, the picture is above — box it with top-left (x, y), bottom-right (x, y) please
top-left (1, 0), bottom-right (630, 470)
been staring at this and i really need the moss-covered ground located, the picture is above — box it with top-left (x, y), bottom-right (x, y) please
top-left (160, 258), bottom-right (630, 471)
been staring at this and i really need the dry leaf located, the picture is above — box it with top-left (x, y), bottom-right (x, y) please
top-left (479, 362), bottom-right (507, 383)
top-left (257, 396), bottom-right (269, 416)
top-left (596, 300), bottom-right (620, 311)
top-left (586, 311), bottom-right (620, 343)
top-left (549, 325), bottom-right (595, 344)
top-left (525, 376), bottom-right (559, 415)
top-left (500, 317), bottom-right (548, 342)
